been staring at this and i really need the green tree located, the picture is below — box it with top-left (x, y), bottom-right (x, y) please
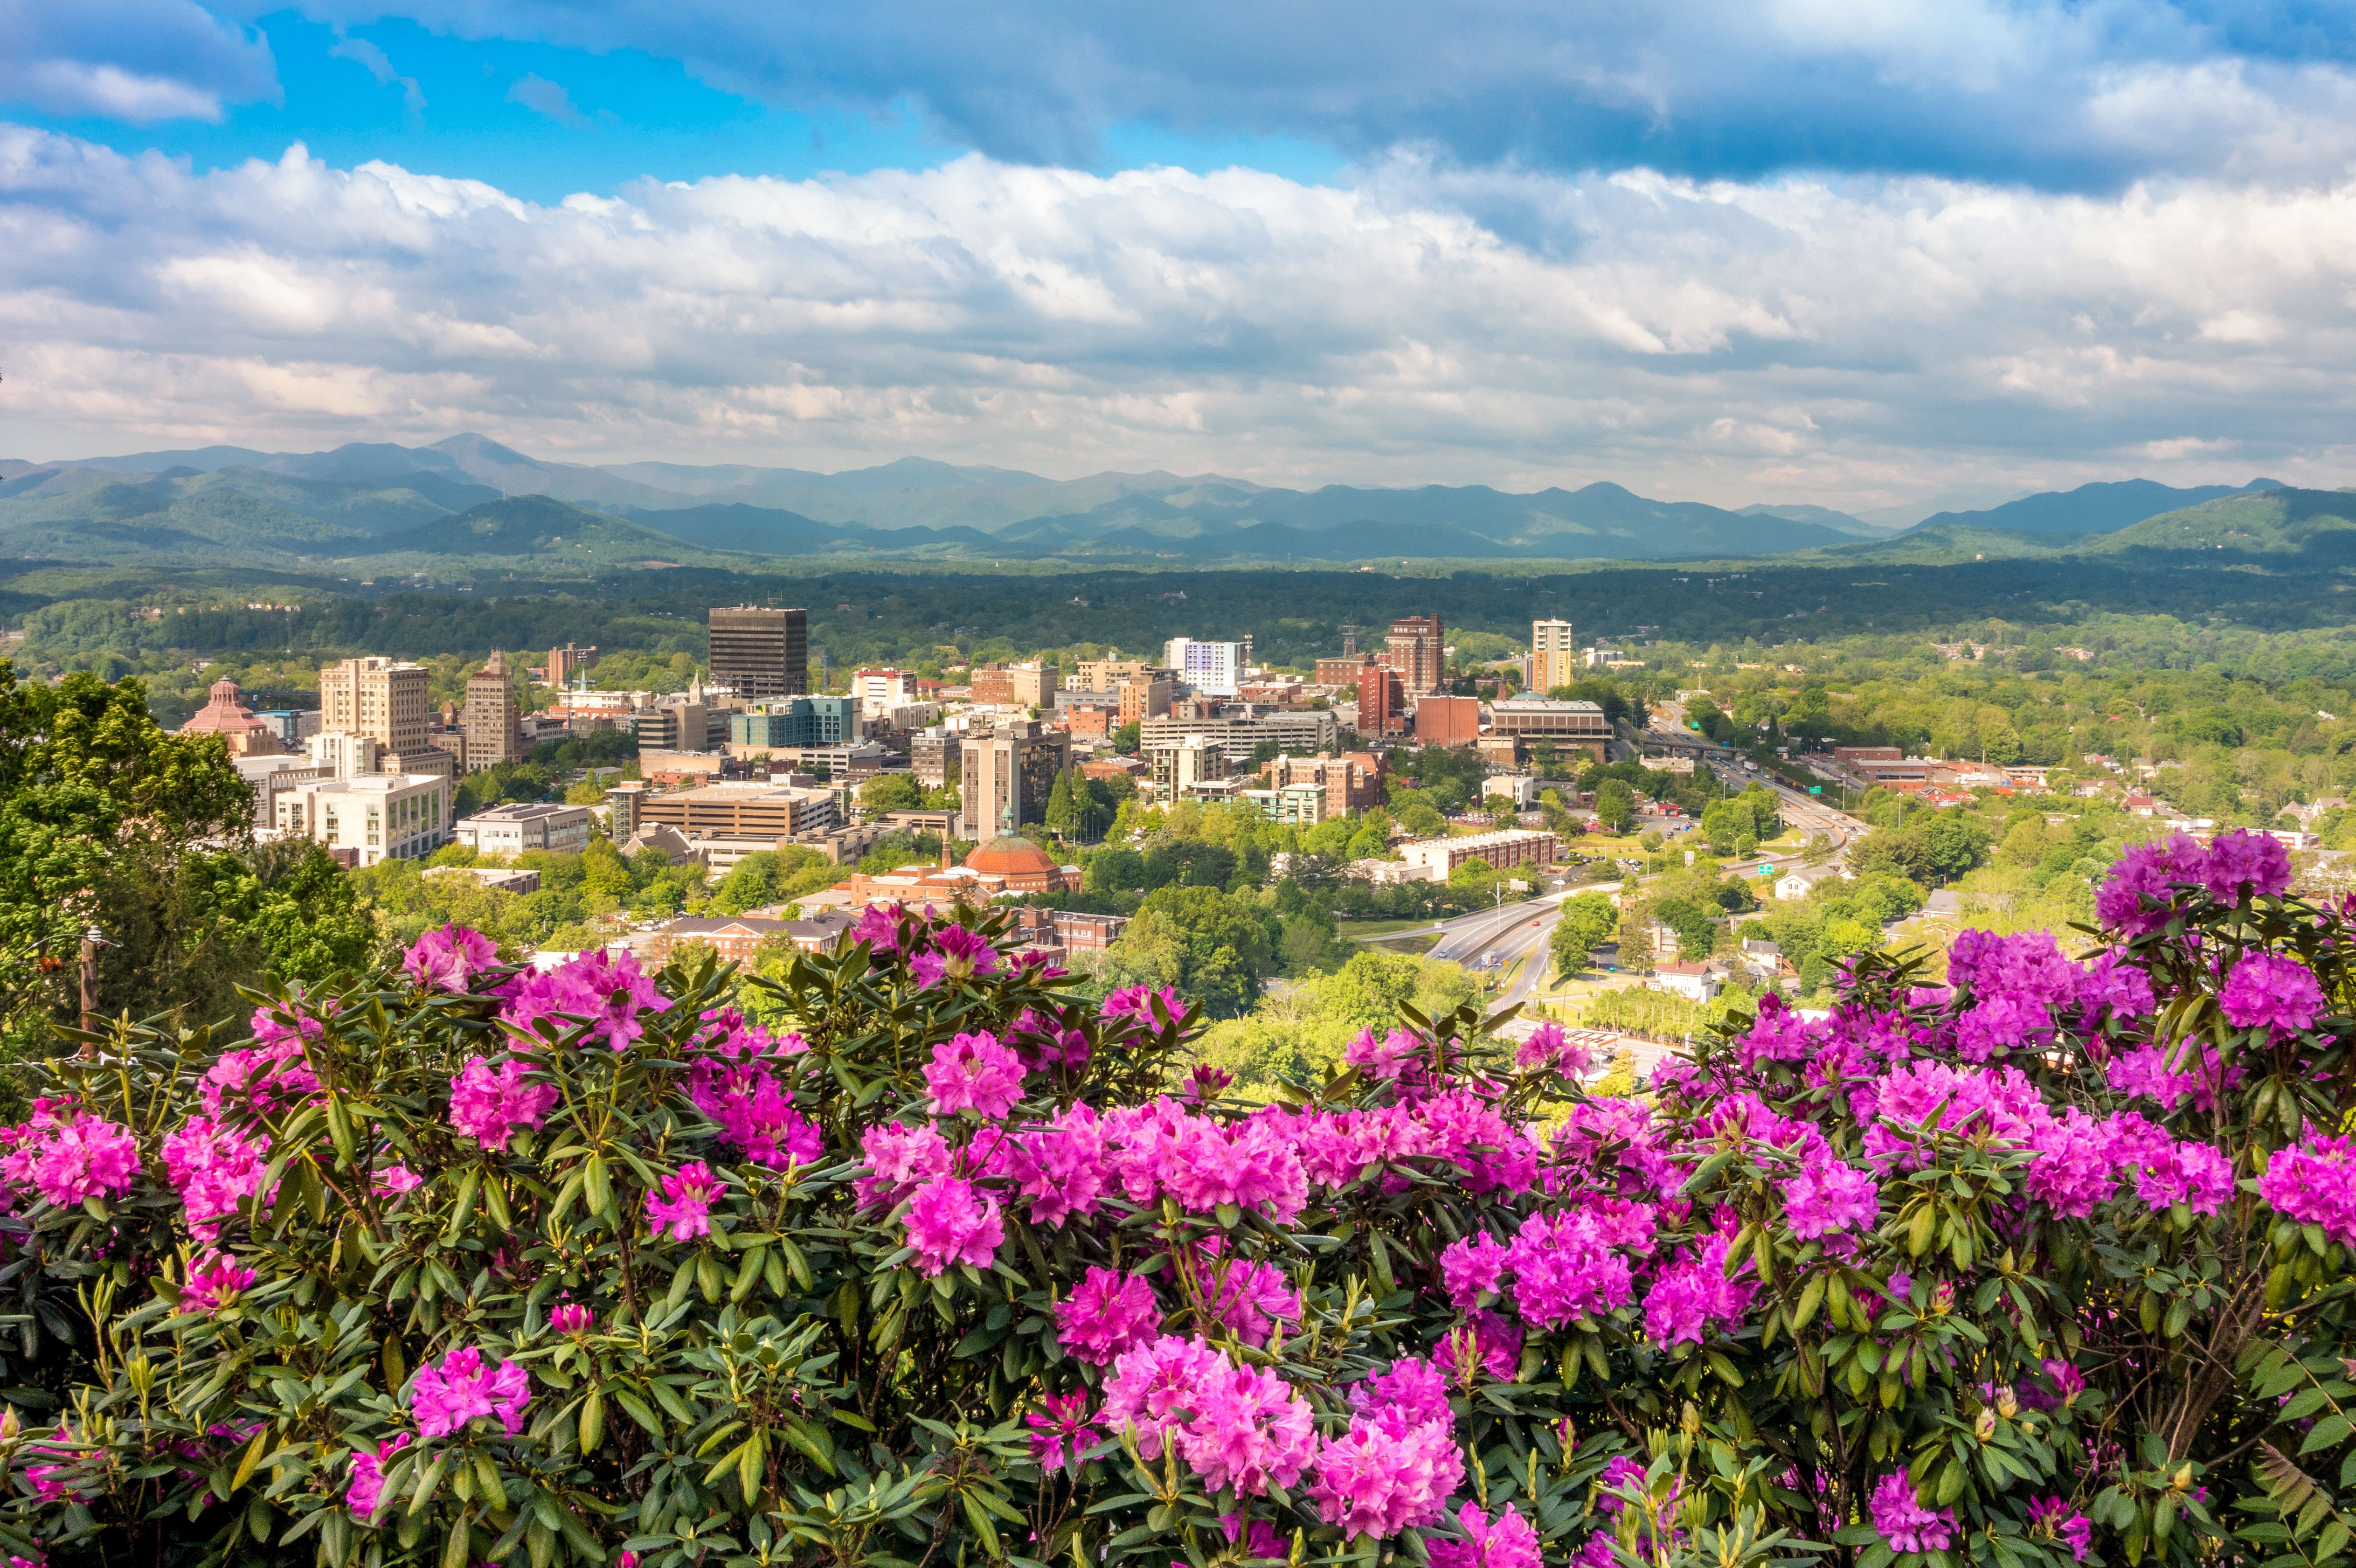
top-left (1104, 885), bottom-right (1272, 1018)
top-left (859, 772), bottom-right (922, 817)
top-left (1045, 768), bottom-right (1081, 839)
top-left (1549, 891), bottom-right (1619, 975)
top-left (1595, 779), bottom-right (1636, 834)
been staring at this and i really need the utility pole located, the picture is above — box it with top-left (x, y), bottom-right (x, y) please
top-left (77, 927), bottom-right (98, 1054)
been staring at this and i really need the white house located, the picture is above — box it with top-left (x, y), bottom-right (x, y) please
top-left (455, 801), bottom-right (597, 857)
top-left (1653, 962), bottom-right (1720, 1002)
top-left (1774, 864), bottom-right (1847, 902)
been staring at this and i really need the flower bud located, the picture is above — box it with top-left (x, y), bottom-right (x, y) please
top-left (1996, 1385), bottom-right (2018, 1419)
top-left (1974, 1407), bottom-right (1997, 1441)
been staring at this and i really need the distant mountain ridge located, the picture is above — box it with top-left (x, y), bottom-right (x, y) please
top-left (0, 434), bottom-right (2323, 572)
top-left (1908, 478), bottom-right (2285, 535)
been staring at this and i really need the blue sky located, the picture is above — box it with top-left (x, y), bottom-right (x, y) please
top-left (1, 0), bottom-right (2354, 505)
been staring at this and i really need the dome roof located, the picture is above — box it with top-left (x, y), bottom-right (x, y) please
top-left (965, 833), bottom-right (1058, 876)
top-left (180, 677), bottom-right (269, 735)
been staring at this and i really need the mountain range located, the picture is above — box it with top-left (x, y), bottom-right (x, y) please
top-left (0, 434), bottom-right (2305, 573)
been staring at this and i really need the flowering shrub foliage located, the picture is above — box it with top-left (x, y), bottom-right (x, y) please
top-left (0, 830), bottom-right (2351, 1568)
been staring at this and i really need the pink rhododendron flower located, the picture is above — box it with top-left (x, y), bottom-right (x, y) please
top-left (374, 1163), bottom-right (422, 1196)
top-left (1513, 1021), bottom-right (1594, 1076)
top-left (1103, 985), bottom-right (1185, 1024)
top-left (911, 924), bottom-right (998, 989)
top-left (446, 1058), bottom-right (558, 1152)
top-left (2219, 951), bottom-right (2326, 1033)
top-left (1643, 1235), bottom-right (1755, 1346)
top-left (548, 1304), bottom-right (594, 1335)
top-left (178, 1252), bottom-right (258, 1312)
top-left (1198, 1245), bottom-right (1301, 1346)
top-left (1870, 1472), bottom-right (1954, 1554)
top-left (1440, 1234), bottom-right (1511, 1307)
top-left (852, 904), bottom-right (903, 953)
top-left (162, 1116), bottom-right (271, 1239)
top-left (347, 1433), bottom-right (410, 1519)
top-left (1346, 1356), bottom-right (1453, 1429)
top-left (207, 1022), bottom-right (323, 1119)
top-left (403, 924), bottom-right (499, 993)
top-left (855, 1120), bottom-right (952, 1210)
top-left (904, 1177), bottom-right (1003, 1275)
top-left (0, 1101), bottom-right (141, 1209)
top-left (500, 949), bottom-right (668, 1048)
top-left (1054, 1267), bottom-right (1160, 1365)
top-left (1309, 1405), bottom-right (1465, 1537)
top-left (2029, 1497), bottom-right (2091, 1561)
top-left (2106, 1042), bottom-right (2240, 1113)
top-left (686, 1044), bottom-right (823, 1169)
top-left (2203, 829), bottom-right (2292, 903)
top-left (2261, 1135), bottom-right (2356, 1245)
top-left (646, 1163), bottom-right (723, 1241)
top-left (1102, 1334), bottom-right (1225, 1459)
top-left (409, 1346), bottom-right (531, 1439)
top-left (924, 1031), bottom-right (1026, 1118)
top-left (1344, 1027), bottom-right (1420, 1079)
top-left (1026, 1390), bottom-right (1098, 1472)
top-left (1177, 1359), bottom-right (1318, 1498)
top-left (1781, 1164), bottom-right (1879, 1238)
top-left (1005, 1104), bottom-right (1108, 1227)
top-left (2095, 835), bottom-right (2207, 935)
top-left (1427, 1502), bottom-right (1543, 1568)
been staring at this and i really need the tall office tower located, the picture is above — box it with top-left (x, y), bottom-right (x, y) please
top-left (318, 655), bottom-right (432, 760)
top-left (708, 606), bottom-right (808, 700)
top-left (1530, 618), bottom-right (1578, 695)
top-left (464, 650), bottom-right (523, 769)
top-left (1386, 615), bottom-right (1446, 696)
top-left (958, 719), bottom-right (1071, 840)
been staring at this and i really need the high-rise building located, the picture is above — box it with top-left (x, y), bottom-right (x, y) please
top-left (1530, 618), bottom-right (1578, 696)
top-left (317, 656), bottom-right (451, 776)
top-left (1357, 666), bottom-right (1406, 737)
top-left (464, 651), bottom-right (524, 770)
top-left (708, 606), bottom-right (808, 700)
top-left (1386, 616), bottom-right (1445, 696)
top-left (1162, 638), bottom-right (1245, 698)
top-left (959, 719), bottom-right (1071, 840)
top-left (548, 643), bottom-right (600, 688)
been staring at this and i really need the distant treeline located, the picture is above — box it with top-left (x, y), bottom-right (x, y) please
top-left (16, 556), bottom-right (2356, 681)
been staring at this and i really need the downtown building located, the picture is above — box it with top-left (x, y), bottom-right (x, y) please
top-left (708, 606), bottom-right (809, 700)
top-left (1529, 619), bottom-right (1578, 695)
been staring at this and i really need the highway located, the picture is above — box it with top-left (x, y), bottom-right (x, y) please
top-left (1352, 713), bottom-right (1871, 1016)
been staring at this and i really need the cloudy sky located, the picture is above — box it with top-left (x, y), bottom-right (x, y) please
top-left (3, 1), bottom-right (2354, 509)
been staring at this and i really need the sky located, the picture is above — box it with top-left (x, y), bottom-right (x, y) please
top-left (3, 1), bottom-right (2356, 511)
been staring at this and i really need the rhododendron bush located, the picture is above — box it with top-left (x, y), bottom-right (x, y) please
top-left (0, 833), bottom-right (2354, 1568)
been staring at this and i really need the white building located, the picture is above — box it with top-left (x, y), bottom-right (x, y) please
top-left (274, 773), bottom-right (452, 866)
top-left (455, 801), bottom-right (597, 857)
top-left (1774, 864), bottom-right (1847, 902)
top-left (1483, 775), bottom-right (1540, 808)
top-left (1653, 962), bottom-right (1721, 1002)
top-left (305, 729), bottom-right (382, 779)
top-left (852, 668), bottom-right (922, 713)
top-left (1163, 638), bottom-right (1245, 699)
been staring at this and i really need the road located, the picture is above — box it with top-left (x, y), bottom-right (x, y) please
top-left (1352, 731), bottom-right (1872, 1015)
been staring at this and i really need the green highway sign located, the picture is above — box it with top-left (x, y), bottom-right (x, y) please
top-left (1809, 785), bottom-right (1822, 794)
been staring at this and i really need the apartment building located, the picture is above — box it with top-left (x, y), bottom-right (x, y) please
top-left (959, 719), bottom-right (1070, 839)
top-left (1358, 666), bottom-right (1407, 736)
top-left (1396, 827), bottom-right (1558, 880)
top-left (1267, 751), bottom-right (1383, 817)
top-left (1530, 618), bottom-right (1578, 695)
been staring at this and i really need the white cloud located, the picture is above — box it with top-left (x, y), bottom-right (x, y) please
top-left (506, 75), bottom-right (590, 129)
top-left (0, 0), bottom-right (277, 123)
top-left (2, 124), bottom-right (2354, 510)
